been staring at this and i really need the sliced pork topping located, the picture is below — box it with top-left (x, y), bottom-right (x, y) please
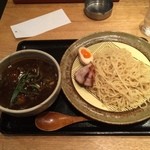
top-left (74, 63), bottom-right (95, 87)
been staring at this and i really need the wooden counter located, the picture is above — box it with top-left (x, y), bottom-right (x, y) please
top-left (0, 0), bottom-right (150, 150)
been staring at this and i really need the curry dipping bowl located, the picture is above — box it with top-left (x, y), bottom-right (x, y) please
top-left (84, 0), bottom-right (113, 20)
top-left (0, 50), bottom-right (61, 117)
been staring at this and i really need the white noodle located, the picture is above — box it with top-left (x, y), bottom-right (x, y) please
top-left (88, 47), bottom-right (150, 112)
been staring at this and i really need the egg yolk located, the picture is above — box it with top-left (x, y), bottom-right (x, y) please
top-left (81, 48), bottom-right (91, 58)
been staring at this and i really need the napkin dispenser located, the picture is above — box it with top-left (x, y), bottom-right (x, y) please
top-left (13, 0), bottom-right (119, 4)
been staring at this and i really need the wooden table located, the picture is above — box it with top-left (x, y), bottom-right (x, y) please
top-left (0, 0), bottom-right (150, 150)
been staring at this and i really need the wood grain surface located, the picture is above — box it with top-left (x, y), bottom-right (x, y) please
top-left (13, 0), bottom-right (120, 4)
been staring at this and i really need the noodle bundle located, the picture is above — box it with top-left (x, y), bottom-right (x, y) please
top-left (89, 47), bottom-right (150, 112)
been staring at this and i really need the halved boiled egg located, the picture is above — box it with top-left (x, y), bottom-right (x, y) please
top-left (78, 47), bottom-right (93, 65)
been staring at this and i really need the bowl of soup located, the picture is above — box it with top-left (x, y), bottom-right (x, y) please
top-left (0, 49), bottom-right (61, 117)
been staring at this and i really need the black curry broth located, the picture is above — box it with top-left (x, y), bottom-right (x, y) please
top-left (0, 58), bottom-right (58, 110)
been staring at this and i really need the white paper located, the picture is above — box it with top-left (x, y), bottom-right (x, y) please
top-left (10, 9), bottom-right (71, 38)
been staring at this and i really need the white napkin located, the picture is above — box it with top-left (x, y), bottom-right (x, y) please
top-left (10, 9), bottom-right (71, 38)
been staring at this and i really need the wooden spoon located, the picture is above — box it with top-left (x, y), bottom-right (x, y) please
top-left (35, 111), bottom-right (89, 131)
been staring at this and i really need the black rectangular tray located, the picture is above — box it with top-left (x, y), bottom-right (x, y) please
top-left (1, 39), bottom-right (150, 135)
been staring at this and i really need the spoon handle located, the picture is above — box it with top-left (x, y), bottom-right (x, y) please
top-left (64, 115), bottom-right (88, 124)
top-left (35, 111), bottom-right (89, 131)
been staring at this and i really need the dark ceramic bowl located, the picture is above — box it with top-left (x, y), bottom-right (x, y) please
top-left (0, 50), bottom-right (61, 117)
